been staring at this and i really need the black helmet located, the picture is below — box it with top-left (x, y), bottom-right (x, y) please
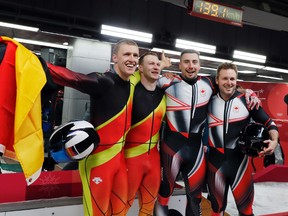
top-left (49, 120), bottom-right (100, 163)
top-left (238, 123), bottom-right (270, 157)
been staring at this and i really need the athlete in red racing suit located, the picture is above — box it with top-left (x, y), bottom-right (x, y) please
top-left (154, 49), bottom-right (217, 216)
top-left (154, 50), bottom-right (260, 216)
top-left (124, 52), bottom-right (179, 216)
top-left (125, 80), bottom-right (166, 215)
top-left (48, 39), bottom-right (139, 216)
top-left (207, 62), bottom-right (279, 216)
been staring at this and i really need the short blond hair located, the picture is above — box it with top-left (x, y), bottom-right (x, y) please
top-left (112, 39), bottom-right (138, 55)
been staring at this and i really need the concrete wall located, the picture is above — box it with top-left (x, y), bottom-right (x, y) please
top-left (61, 39), bottom-right (112, 123)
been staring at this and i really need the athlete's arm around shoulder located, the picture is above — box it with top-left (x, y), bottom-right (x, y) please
top-left (157, 73), bottom-right (181, 90)
top-left (156, 50), bottom-right (181, 89)
top-left (202, 75), bottom-right (218, 95)
top-left (47, 63), bottom-right (114, 95)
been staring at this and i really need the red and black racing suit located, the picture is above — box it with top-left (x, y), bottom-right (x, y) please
top-left (154, 75), bottom-right (216, 216)
top-left (207, 91), bottom-right (278, 216)
top-left (48, 63), bottom-right (136, 216)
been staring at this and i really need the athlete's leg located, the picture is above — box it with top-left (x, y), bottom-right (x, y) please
top-left (182, 144), bottom-right (206, 216)
top-left (124, 155), bottom-right (144, 214)
top-left (206, 160), bottom-right (229, 215)
top-left (79, 153), bottom-right (122, 216)
top-left (231, 157), bottom-right (254, 216)
top-left (110, 152), bottom-right (128, 216)
top-left (137, 148), bottom-right (161, 216)
top-left (154, 141), bottom-right (182, 216)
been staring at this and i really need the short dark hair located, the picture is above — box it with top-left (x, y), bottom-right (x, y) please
top-left (112, 39), bottom-right (138, 55)
top-left (138, 51), bottom-right (158, 65)
top-left (180, 49), bottom-right (200, 58)
top-left (216, 62), bottom-right (238, 78)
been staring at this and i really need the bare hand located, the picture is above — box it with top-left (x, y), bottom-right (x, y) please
top-left (258, 139), bottom-right (278, 157)
top-left (160, 50), bottom-right (172, 69)
top-left (162, 72), bottom-right (175, 80)
top-left (245, 89), bottom-right (261, 110)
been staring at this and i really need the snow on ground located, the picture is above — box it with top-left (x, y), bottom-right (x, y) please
top-left (226, 182), bottom-right (288, 216)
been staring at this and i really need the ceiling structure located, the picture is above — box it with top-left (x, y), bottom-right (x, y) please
top-left (1, 0), bottom-right (288, 83)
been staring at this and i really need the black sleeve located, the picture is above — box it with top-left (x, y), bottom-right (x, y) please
top-left (250, 107), bottom-right (278, 131)
top-left (47, 63), bottom-right (114, 95)
top-left (205, 75), bottom-right (218, 95)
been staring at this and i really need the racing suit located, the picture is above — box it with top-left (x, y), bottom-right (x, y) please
top-left (207, 91), bottom-right (278, 216)
top-left (154, 75), bottom-right (216, 216)
top-left (124, 82), bottom-right (166, 215)
top-left (48, 63), bottom-right (137, 216)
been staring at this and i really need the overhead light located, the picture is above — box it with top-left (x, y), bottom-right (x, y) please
top-left (151, 48), bottom-right (181, 56)
top-left (200, 55), bottom-right (231, 63)
top-left (233, 50), bottom-right (266, 63)
top-left (33, 51), bottom-right (41, 56)
top-left (198, 73), bottom-right (210, 76)
top-left (233, 61), bottom-right (264, 69)
top-left (256, 74), bottom-right (283, 81)
top-left (161, 69), bottom-right (180, 74)
top-left (14, 38), bottom-right (70, 49)
top-left (262, 66), bottom-right (288, 74)
top-left (0, 21), bottom-right (39, 32)
top-left (101, 24), bottom-right (152, 43)
top-left (201, 66), bottom-right (217, 71)
top-left (170, 58), bottom-right (180, 63)
top-left (175, 39), bottom-right (216, 54)
top-left (238, 70), bottom-right (256, 74)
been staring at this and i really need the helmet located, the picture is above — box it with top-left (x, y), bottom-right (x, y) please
top-left (49, 120), bottom-right (100, 163)
top-left (238, 123), bottom-right (270, 157)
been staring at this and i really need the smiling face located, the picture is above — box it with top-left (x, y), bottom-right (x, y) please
top-left (112, 42), bottom-right (139, 81)
top-left (138, 53), bottom-right (161, 82)
top-left (179, 51), bottom-right (201, 80)
top-left (216, 67), bottom-right (238, 101)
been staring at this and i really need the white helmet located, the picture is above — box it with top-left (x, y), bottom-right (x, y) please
top-left (49, 120), bottom-right (100, 163)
